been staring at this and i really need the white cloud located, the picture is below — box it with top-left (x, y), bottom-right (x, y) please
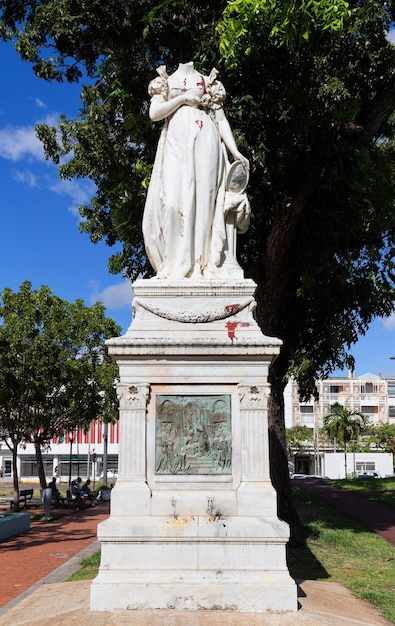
top-left (0, 114), bottom-right (59, 163)
top-left (48, 178), bottom-right (95, 217)
top-left (12, 169), bottom-right (38, 188)
top-left (8, 163), bottom-right (94, 216)
top-left (0, 113), bottom-right (95, 217)
top-left (91, 280), bottom-right (133, 309)
top-left (382, 314), bottom-right (395, 331)
top-left (0, 124), bottom-right (46, 162)
top-left (34, 98), bottom-right (47, 109)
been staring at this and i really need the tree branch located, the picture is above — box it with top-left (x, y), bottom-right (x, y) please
top-left (344, 75), bottom-right (395, 147)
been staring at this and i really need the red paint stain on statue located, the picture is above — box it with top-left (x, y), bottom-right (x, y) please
top-left (225, 321), bottom-right (250, 342)
top-left (225, 304), bottom-right (239, 315)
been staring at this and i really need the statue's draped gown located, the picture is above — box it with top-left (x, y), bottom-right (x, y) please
top-left (143, 70), bottom-right (227, 279)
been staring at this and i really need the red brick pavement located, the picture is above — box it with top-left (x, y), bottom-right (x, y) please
top-left (0, 502), bottom-right (109, 607)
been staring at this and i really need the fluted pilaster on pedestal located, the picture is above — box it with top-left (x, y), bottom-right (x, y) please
top-left (238, 383), bottom-right (270, 481)
top-left (116, 383), bottom-right (150, 479)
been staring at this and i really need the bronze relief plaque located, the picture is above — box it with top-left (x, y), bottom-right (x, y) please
top-left (155, 395), bottom-right (232, 475)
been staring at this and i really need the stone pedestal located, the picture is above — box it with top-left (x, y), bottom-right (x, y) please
top-left (90, 278), bottom-right (297, 612)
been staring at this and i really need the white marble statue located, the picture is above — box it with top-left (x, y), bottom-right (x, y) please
top-left (142, 61), bottom-right (250, 279)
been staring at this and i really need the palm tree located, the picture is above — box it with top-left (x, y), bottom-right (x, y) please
top-left (323, 401), bottom-right (369, 478)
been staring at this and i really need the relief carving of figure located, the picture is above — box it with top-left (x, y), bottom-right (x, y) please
top-left (143, 62), bottom-right (250, 279)
top-left (155, 395), bottom-right (232, 475)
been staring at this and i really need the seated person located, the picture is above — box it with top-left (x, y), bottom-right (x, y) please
top-left (69, 479), bottom-right (88, 509)
top-left (47, 476), bottom-right (61, 503)
top-left (81, 479), bottom-right (96, 506)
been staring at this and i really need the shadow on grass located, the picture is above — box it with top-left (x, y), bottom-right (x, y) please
top-left (286, 485), bottom-right (349, 582)
top-left (286, 512), bottom-right (329, 581)
top-left (287, 541), bottom-right (329, 581)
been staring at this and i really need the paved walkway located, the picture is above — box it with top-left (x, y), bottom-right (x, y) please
top-left (0, 482), bottom-right (393, 625)
top-left (0, 500), bottom-right (110, 608)
top-left (296, 479), bottom-right (395, 547)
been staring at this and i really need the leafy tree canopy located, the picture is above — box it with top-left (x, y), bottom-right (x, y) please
top-left (0, 281), bottom-right (121, 488)
top-left (1, 0), bottom-right (394, 396)
top-left (362, 422), bottom-right (395, 454)
top-left (217, 0), bottom-right (352, 58)
top-left (2, 0), bottom-right (395, 522)
top-left (286, 424), bottom-right (314, 451)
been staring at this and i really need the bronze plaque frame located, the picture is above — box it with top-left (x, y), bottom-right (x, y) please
top-left (155, 394), bottom-right (232, 475)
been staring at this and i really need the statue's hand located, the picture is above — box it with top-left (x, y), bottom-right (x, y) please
top-left (183, 91), bottom-right (201, 108)
top-left (233, 152), bottom-right (250, 170)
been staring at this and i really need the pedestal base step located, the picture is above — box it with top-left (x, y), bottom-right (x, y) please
top-left (90, 571), bottom-right (298, 612)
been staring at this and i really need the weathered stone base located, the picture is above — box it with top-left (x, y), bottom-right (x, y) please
top-left (91, 570), bottom-right (296, 612)
top-left (90, 278), bottom-right (297, 613)
top-left (91, 512), bottom-right (296, 611)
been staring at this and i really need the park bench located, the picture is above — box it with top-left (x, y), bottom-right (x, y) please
top-left (9, 488), bottom-right (34, 510)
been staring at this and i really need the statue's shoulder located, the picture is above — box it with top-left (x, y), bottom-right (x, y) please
top-left (206, 68), bottom-right (226, 107)
top-left (148, 65), bottom-right (169, 99)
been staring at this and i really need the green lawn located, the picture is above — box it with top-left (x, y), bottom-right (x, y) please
top-left (290, 486), bottom-right (395, 624)
top-left (327, 476), bottom-right (395, 509)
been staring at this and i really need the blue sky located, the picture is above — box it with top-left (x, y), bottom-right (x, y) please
top-left (1, 40), bottom-right (395, 378)
top-left (0, 42), bottom-right (133, 335)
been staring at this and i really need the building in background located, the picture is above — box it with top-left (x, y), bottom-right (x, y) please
top-left (285, 372), bottom-right (395, 478)
top-left (0, 420), bottom-right (119, 484)
top-left (2, 371), bottom-right (395, 482)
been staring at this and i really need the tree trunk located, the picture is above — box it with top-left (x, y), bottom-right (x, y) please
top-left (12, 443), bottom-right (20, 512)
top-left (268, 355), bottom-right (300, 538)
top-left (34, 440), bottom-right (47, 489)
top-left (248, 268), bottom-right (300, 538)
top-left (344, 446), bottom-right (347, 479)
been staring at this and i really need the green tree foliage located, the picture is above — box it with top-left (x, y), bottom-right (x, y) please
top-left (0, 282), bottom-right (121, 495)
top-left (217, 0), bottom-right (351, 58)
top-left (362, 422), bottom-right (395, 455)
top-left (2, 0), bottom-right (395, 524)
top-left (323, 401), bottom-right (369, 476)
top-left (286, 425), bottom-right (314, 455)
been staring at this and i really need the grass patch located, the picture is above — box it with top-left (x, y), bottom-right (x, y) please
top-left (290, 486), bottom-right (395, 624)
top-left (67, 551), bottom-right (101, 581)
top-left (327, 477), bottom-right (395, 509)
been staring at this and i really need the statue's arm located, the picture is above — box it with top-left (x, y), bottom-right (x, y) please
top-left (149, 92), bottom-right (201, 122)
top-left (216, 108), bottom-right (249, 167)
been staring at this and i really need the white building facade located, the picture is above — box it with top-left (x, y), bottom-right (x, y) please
top-left (0, 420), bottom-right (120, 483)
top-left (286, 372), bottom-right (395, 477)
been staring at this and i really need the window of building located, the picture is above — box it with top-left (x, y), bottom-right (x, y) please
top-left (59, 459), bottom-right (89, 481)
top-left (361, 406), bottom-right (377, 417)
top-left (3, 459), bottom-right (12, 477)
top-left (329, 385), bottom-right (341, 393)
top-left (388, 381), bottom-right (395, 396)
top-left (299, 406), bottom-right (314, 424)
top-left (356, 461), bottom-right (376, 472)
top-left (20, 457), bottom-right (53, 478)
top-left (389, 406), bottom-right (395, 419)
top-left (360, 382), bottom-right (376, 394)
